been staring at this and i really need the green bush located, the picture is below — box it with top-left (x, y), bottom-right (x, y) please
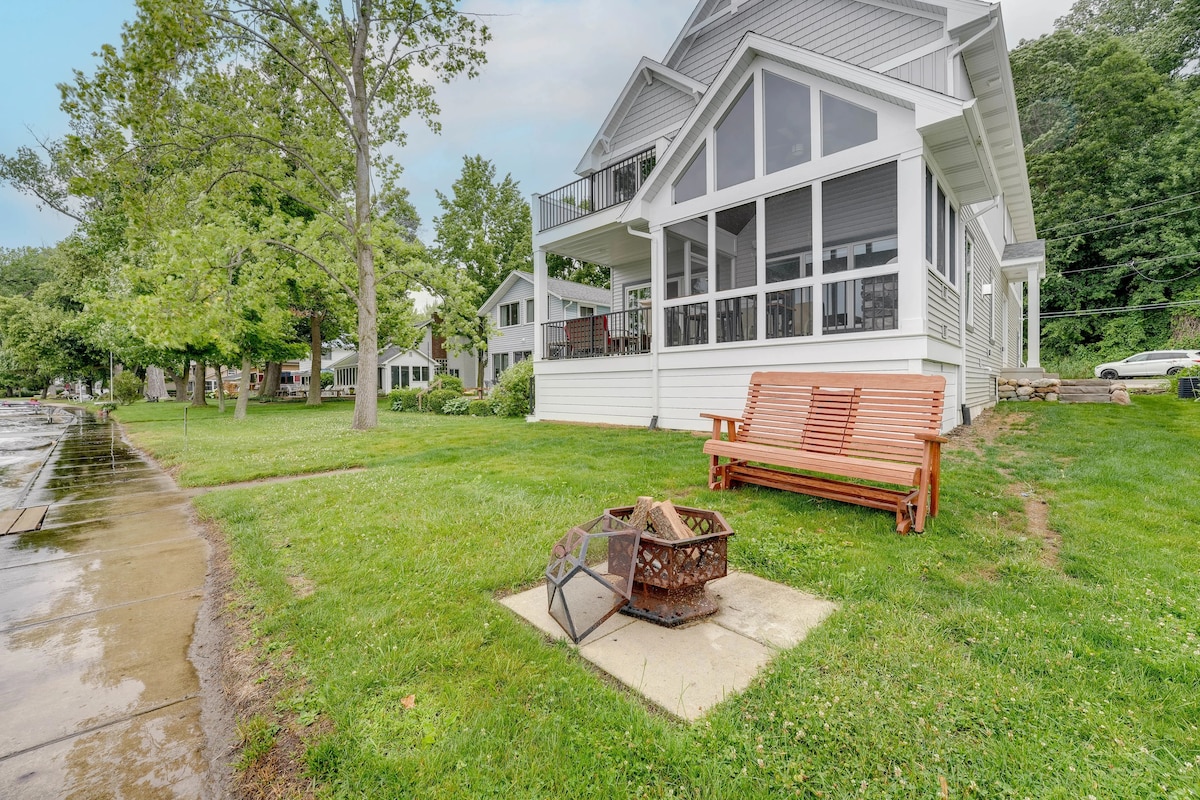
top-left (467, 399), bottom-right (492, 417)
top-left (113, 372), bottom-right (145, 405)
top-left (425, 388), bottom-right (461, 414)
top-left (389, 388), bottom-right (422, 412)
top-left (320, 371), bottom-right (334, 389)
top-left (431, 374), bottom-right (464, 394)
top-left (491, 358), bottom-right (534, 417)
top-left (441, 396), bottom-right (471, 415)
top-left (1169, 364), bottom-right (1200, 397)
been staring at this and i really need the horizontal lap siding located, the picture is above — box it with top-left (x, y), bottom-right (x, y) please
top-left (963, 228), bottom-right (1003, 409)
top-left (535, 361), bottom-right (654, 426)
top-left (671, 0), bottom-right (944, 85)
top-left (927, 271), bottom-right (961, 344)
top-left (610, 81), bottom-right (695, 157)
top-left (613, 263), bottom-right (652, 312)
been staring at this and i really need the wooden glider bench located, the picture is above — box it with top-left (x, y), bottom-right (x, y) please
top-left (702, 372), bottom-right (948, 534)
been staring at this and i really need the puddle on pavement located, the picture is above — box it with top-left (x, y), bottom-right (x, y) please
top-left (0, 404), bottom-right (219, 798)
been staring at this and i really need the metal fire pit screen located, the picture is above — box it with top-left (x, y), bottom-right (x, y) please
top-left (545, 514), bottom-right (641, 644)
top-left (606, 505), bottom-right (734, 626)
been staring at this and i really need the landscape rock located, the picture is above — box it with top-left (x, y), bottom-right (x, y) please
top-left (1110, 389), bottom-right (1132, 405)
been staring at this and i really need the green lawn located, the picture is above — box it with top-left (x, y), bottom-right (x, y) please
top-left (115, 397), bottom-right (1200, 799)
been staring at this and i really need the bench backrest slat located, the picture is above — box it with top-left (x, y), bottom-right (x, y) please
top-left (739, 371), bottom-right (945, 465)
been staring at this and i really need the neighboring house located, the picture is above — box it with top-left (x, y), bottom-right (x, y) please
top-left (478, 270), bottom-right (612, 384)
top-left (330, 345), bottom-right (440, 394)
top-left (415, 317), bottom-right (480, 388)
top-left (528, 0), bottom-right (1045, 432)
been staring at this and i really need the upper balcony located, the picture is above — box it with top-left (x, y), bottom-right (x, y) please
top-left (537, 147), bottom-right (656, 232)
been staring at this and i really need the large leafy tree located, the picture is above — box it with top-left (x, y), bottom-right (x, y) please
top-left (59, 0), bottom-right (489, 429)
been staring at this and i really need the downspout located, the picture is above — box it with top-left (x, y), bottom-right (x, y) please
top-left (946, 15), bottom-right (999, 97)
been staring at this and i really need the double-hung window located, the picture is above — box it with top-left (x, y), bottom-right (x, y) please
top-left (925, 167), bottom-right (958, 285)
top-left (499, 302), bottom-right (520, 327)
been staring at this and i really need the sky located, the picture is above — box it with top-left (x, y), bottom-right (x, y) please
top-left (0, 0), bottom-right (1076, 251)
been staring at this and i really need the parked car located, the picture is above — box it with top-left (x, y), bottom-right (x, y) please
top-left (1094, 350), bottom-right (1200, 379)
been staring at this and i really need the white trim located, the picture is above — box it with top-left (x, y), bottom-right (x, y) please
top-left (685, 0), bottom-right (763, 37)
top-left (853, 0), bottom-right (945, 24)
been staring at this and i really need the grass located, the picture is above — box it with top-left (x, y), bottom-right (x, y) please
top-left (115, 397), bottom-right (1200, 798)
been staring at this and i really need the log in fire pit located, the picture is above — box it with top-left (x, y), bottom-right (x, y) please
top-left (607, 500), bottom-right (734, 627)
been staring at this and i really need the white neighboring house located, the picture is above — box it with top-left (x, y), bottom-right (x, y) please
top-left (330, 345), bottom-right (440, 394)
top-left (414, 317), bottom-right (480, 388)
top-left (529, 0), bottom-right (1045, 432)
top-left (478, 271), bottom-right (612, 385)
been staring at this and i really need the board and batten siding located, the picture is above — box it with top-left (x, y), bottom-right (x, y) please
top-left (926, 270), bottom-right (961, 344)
top-left (609, 80), bottom-right (696, 158)
top-left (669, 0), bottom-right (944, 86)
top-left (884, 47), bottom-right (952, 94)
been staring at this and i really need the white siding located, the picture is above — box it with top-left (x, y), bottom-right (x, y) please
top-left (534, 358), bottom-right (654, 427)
top-left (612, 262), bottom-right (652, 312)
top-left (610, 80), bottom-right (696, 157)
top-left (884, 47), bottom-right (951, 94)
top-left (489, 278), bottom-right (537, 367)
top-left (669, 0), bottom-right (944, 86)
top-left (962, 228), bottom-right (1003, 410)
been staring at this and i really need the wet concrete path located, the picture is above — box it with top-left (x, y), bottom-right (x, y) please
top-left (0, 405), bottom-right (220, 798)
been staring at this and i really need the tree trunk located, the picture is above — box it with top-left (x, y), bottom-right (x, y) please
top-left (307, 313), bottom-right (324, 406)
top-left (258, 361), bottom-right (281, 400)
top-left (190, 361), bottom-right (207, 407)
top-left (165, 364), bottom-right (188, 402)
top-left (145, 366), bottom-right (167, 400)
top-left (351, 9), bottom-right (378, 430)
top-left (235, 357), bottom-right (251, 420)
top-left (216, 365), bottom-right (226, 413)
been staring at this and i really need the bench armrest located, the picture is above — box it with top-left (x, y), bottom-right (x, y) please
top-left (700, 413), bottom-right (743, 442)
top-left (916, 432), bottom-right (949, 444)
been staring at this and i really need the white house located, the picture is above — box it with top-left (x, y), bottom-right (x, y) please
top-left (414, 317), bottom-right (480, 388)
top-left (529, 0), bottom-right (1045, 432)
top-left (330, 345), bottom-right (440, 394)
top-left (478, 270), bottom-right (612, 385)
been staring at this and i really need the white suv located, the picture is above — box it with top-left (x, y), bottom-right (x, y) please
top-left (1094, 350), bottom-right (1200, 379)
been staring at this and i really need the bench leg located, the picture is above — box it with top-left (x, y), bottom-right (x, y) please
top-left (709, 455), bottom-right (723, 490)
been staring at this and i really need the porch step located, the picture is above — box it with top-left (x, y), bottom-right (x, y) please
top-left (1058, 379), bottom-right (1113, 403)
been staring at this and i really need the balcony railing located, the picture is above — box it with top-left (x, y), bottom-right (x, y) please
top-left (543, 308), bottom-right (652, 360)
top-left (537, 147), bottom-right (657, 232)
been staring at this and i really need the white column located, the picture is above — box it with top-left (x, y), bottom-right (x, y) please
top-left (531, 193), bottom-right (547, 363)
top-left (1026, 264), bottom-right (1040, 369)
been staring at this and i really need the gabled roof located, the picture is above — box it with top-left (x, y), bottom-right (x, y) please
top-left (624, 32), bottom-right (969, 213)
top-left (329, 346), bottom-right (437, 370)
top-left (575, 58), bottom-right (708, 176)
top-left (478, 271), bottom-right (611, 316)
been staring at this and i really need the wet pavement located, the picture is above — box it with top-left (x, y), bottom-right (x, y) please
top-left (0, 404), bottom-right (220, 798)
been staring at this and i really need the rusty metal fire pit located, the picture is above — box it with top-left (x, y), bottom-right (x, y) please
top-left (606, 504), bottom-right (734, 627)
top-left (545, 513), bottom-right (642, 643)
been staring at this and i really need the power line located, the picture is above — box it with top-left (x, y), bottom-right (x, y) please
top-left (1056, 250), bottom-right (1200, 277)
top-left (1039, 299), bottom-right (1200, 320)
top-left (1046, 204), bottom-right (1200, 243)
top-left (1040, 189), bottom-right (1200, 235)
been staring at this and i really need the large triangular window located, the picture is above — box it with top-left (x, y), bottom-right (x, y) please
top-left (714, 79), bottom-right (755, 190)
top-left (764, 71), bottom-right (811, 174)
top-left (673, 143), bottom-right (707, 203)
top-left (821, 92), bottom-right (877, 156)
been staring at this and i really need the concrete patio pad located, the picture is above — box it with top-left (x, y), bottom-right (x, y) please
top-left (500, 571), bottom-right (837, 721)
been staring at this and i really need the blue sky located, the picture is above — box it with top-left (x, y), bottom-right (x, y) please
top-left (0, 0), bottom-right (1072, 251)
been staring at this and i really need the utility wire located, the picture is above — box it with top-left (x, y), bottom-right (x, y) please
top-left (1039, 188), bottom-right (1200, 235)
top-left (1056, 250), bottom-right (1200, 277)
top-left (1046, 204), bottom-right (1200, 243)
top-left (1040, 299), bottom-right (1200, 320)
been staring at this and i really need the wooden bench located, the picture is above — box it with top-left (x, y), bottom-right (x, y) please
top-left (702, 372), bottom-right (948, 533)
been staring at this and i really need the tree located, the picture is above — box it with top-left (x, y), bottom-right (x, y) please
top-left (547, 253), bottom-right (609, 289)
top-left (59, 0), bottom-right (490, 430)
top-left (0, 248), bottom-right (55, 298)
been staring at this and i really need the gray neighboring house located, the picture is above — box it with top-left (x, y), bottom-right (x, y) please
top-left (478, 270), bottom-right (612, 385)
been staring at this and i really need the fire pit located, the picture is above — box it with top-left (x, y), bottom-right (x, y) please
top-left (606, 503), bottom-right (734, 626)
top-left (545, 513), bottom-right (641, 644)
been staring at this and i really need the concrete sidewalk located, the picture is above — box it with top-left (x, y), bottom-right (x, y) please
top-left (0, 411), bottom-right (223, 798)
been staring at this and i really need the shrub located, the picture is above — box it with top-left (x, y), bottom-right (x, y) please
top-left (320, 371), bottom-right (334, 389)
top-left (491, 358), bottom-right (534, 417)
top-left (389, 388), bottom-right (422, 412)
top-left (113, 372), bottom-right (145, 405)
top-left (425, 388), bottom-right (461, 414)
top-left (1169, 364), bottom-right (1200, 397)
top-left (431, 374), bottom-right (464, 394)
top-left (441, 396), bottom-right (471, 415)
top-left (468, 399), bottom-right (492, 417)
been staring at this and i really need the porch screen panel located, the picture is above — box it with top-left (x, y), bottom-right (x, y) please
top-left (822, 274), bottom-right (898, 334)
top-left (716, 203), bottom-right (757, 291)
top-left (821, 162), bottom-right (897, 274)
top-left (765, 187), bottom-right (813, 283)
top-left (664, 302), bottom-right (708, 347)
top-left (766, 287), bottom-right (813, 339)
top-left (716, 295), bottom-right (756, 342)
top-left (665, 216), bottom-right (709, 298)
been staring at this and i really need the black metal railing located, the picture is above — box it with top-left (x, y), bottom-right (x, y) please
top-left (543, 308), bottom-right (652, 360)
top-left (537, 147), bottom-right (657, 231)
